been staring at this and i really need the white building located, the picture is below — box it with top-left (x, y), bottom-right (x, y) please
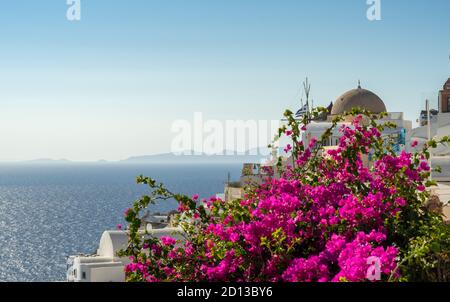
top-left (301, 84), bottom-right (412, 154)
top-left (407, 78), bottom-right (450, 181)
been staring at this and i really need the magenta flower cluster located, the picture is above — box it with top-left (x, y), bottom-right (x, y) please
top-left (123, 113), bottom-right (435, 282)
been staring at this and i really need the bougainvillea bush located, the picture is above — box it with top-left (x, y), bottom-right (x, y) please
top-left (119, 108), bottom-right (450, 282)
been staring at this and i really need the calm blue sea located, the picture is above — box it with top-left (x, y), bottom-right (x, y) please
top-left (0, 163), bottom-right (242, 282)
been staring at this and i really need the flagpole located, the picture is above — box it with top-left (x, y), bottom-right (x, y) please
top-left (303, 77), bottom-right (311, 123)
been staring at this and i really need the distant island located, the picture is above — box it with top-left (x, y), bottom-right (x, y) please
top-left (11, 149), bottom-right (270, 165)
top-left (121, 150), bottom-right (269, 164)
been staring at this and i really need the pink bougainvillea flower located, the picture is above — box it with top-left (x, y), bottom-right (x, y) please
top-left (121, 110), bottom-right (446, 283)
top-left (284, 144), bottom-right (292, 153)
top-left (160, 236), bottom-right (177, 246)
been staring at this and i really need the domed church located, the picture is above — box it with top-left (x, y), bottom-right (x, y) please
top-left (331, 82), bottom-right (387, 116)
top-left (301, 82), bottom-right (412, 153)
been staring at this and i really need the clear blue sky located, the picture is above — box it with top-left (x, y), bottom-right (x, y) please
top-left (0, 0), bottom-right (449, 161)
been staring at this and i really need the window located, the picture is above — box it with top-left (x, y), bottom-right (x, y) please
top-left (448, 97), bottom-right (450, 112)
top-left (82, 272), bottom-right (86, 279)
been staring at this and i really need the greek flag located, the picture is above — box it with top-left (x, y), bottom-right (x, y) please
top-left (295, 103), bottom-right (309, 118)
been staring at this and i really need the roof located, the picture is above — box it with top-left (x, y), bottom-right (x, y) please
top-left (331, 87), bottom-right (387, 115)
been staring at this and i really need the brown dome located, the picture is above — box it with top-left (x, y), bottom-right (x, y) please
top-left (331, 87), bottom-right (386, 115)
